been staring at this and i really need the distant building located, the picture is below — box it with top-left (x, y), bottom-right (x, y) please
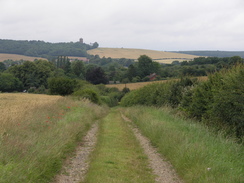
top-left (79, 38), bottom-right (83, 43)
top-left (147, 73), bottom-right (157, 81)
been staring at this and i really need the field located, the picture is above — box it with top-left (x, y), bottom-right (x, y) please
top-left (88, 48), bottom-right (198, 63)
top-left (106, 76), bottom-right (208, 90)
top-left (0, 53), bottom-right (47, 62)
top-left (0, 93), bottom-right (62, 134)
top-left (1, 48), bottom-right (198, 64)
top-left (1, 92), bottom-right (242, 182)
top-left (0, 93), bottom-right (107, 182)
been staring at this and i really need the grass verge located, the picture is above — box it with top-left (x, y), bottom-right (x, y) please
top-left (83, 108), bottom-right (155, 183)
top-left (0, 93), bottom-right (108, 183)
top-left (121, 106), bottom-right (244, 183)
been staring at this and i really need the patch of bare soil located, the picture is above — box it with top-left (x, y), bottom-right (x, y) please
top-left (52, 123), bottom-right (99, 183)
top-left (121, 114), bottom-right (183, 183)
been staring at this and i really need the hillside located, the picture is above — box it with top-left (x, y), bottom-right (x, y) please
top-left (173, 50), bottom-right (244, 58)
top-left (0, 53), bottom-right (47, 62)
top-left (0, 39), bottom-right (95, 59)
top-left (88, 48), bottom-right (198, 63)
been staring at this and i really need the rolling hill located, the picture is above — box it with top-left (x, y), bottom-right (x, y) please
top-left (88, 48), bottom-right (198, 64)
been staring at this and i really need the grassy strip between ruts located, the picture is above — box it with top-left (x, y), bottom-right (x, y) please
top-left (121, 106), bottom-right (244, 183)
top-left (83, 108), bottom-right (155, 183)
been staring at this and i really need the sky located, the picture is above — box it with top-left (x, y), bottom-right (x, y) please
top-left (0, 0), bottom-right (243, 51)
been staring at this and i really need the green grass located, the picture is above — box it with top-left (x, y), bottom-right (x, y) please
top-left (0, 97), bottom-right (108, 183)
top-left (83, 108), bottom-right (155, 183)
top-left (121, 106), bottom-right (244, 183)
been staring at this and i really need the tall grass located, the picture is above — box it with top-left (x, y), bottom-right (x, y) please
top-left (121, 106), bottom-right (244, 183)
top-left (0, 93), bottom-right (108, 183)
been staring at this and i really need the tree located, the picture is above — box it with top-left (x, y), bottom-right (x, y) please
top-left (71, 60), bottom-right (85, 78)
top-left (7, 60), bottom-right (53, 89)
top-left (138, 55), bottom-right (155, 78)
top-left (127, 64), bottom-right (137, 81)
top-left (92, 42), bottom-right (99, 49)
top-left (0, 62), bottom-right (6, 72)
top-left (0, 73), bottom-right (23, 92)
top-left (86, 67), bottom-right (108, 84)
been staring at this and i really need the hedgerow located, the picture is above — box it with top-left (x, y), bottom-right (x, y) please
top-left (121, 64), bottom-right (244, 138)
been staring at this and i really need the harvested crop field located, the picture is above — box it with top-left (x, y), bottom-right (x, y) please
top-left (0, 53), bottom-right (47, 62)
top-left (88, 48), bottom-right (198, 63)
top-left (106, 76), bottom-right (208, 90)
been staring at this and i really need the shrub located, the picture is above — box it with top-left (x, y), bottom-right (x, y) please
top-left (73, 88), bottom-right (101, 104)
top-left (48, 77), bottom-right (77, 96)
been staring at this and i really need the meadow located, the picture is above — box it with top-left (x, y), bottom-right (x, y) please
top-left (88, 48), bottom-right (198, 63)
top-left (0, 93), bottom-right (107, 182)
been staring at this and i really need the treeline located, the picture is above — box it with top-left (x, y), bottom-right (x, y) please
top-left (0, 57), bottom-right (129, 107)
top-left (121, 64), bottom-right (244, 139)
top-left (0, 39), bottom-right (99, 59)
top-left (1, 55), bottom-right (243, 92)
top-left (174, 50), bottom-right (244, 58)
top-left (161, 56), bottom-right (243, 78)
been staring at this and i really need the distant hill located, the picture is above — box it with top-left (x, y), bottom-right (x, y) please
top-left (87, 48), bottom-right (198, 64)
top-left (0, 39), bottom-right (98, 59)
top-left (172, 51), bottom-right (244, 58)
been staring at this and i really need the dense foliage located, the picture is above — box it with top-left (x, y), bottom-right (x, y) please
top-left (48, 77), bottom-right (77, 96)
top-left (0, 39), bottom-right (98, 59)
top-left (121, 64), bottom-right (244, 139)
top-left (0, 73), bottom-right (23, 92)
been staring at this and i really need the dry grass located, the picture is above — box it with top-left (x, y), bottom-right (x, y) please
top-left (106, 76), bottom-right (208, 90)
top-left (88, 48), bottom-right (198, 63)
top-left (0, 53), bottom-right (47, 62)
top-left (0, 93), bottom-right (62, 134)
top-left (106, 80), bottom-right (170, 91)
top-left (0, 93), bottom-right (107, 182)
top-left (68, 56), bottom-right (88, 61)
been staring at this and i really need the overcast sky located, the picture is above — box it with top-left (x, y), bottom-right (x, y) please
top-left (0, 0), bottom-right (243, 51)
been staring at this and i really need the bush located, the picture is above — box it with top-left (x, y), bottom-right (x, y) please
top-left (73, 88), bottom-right (101, 104)
top-left (48, 77), bottom-right (77, 96)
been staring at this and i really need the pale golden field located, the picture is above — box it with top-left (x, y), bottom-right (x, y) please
top-left (68, 56), bottom-right (88, 61)
top-left (0, 53), bottom-right (47, 62)
top-left (106, 76), bottom-right (208, 90)
top-left (0, 93), bottom-right (62, 134)
top-left (88, 48), bottom-right (198, 63)
top-left (106, 80), bottom-right (170, 90)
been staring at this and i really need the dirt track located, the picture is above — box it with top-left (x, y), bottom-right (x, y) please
top-left (53, 111), bottom-right (182, 183)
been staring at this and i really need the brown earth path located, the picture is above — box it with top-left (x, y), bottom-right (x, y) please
top-left (121, 113), bottom-right (183, 183)
top-left (52, 111), bottom-right (183, 183)
top-left (52, 122), bottom-right (99, 183)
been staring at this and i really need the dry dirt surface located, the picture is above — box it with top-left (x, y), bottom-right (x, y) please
top-left (121, 114), bottom-right (183, 183)
top-left (52, 123), bottom-right (99, 183)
